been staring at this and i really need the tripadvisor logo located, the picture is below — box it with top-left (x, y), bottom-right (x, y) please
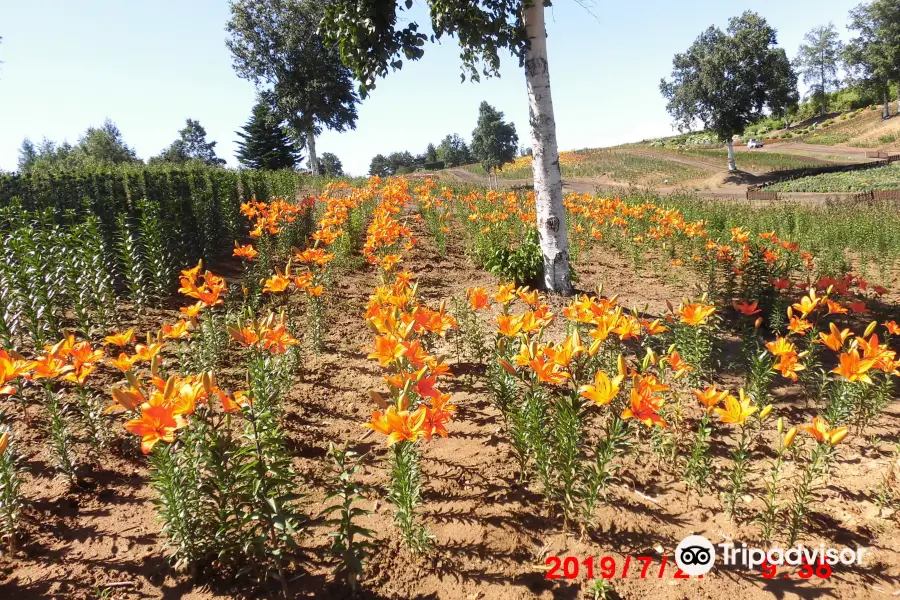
top-left (675, 535), bottom-right (716, 576)
top-left (674, 535), bottom-right (868, 575)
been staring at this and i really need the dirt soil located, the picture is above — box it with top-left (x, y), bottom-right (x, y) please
top-left (1, 214), bottom-right (899, 600)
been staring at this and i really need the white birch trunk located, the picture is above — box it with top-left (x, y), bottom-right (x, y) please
top-left (524, 1), bottom-right (571, 294)
top-left (727, 139), bottom-right (736, 171)
top-left (307, 125), bottom-right (318, 175)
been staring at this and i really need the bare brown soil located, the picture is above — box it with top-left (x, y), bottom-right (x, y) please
top-left (1, 215), bottom-right (899, 600)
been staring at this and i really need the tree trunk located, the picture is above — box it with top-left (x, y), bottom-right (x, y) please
top-left (524, 1), bottom-right (571, 294)
top-left (727, 139), bottom-right (736, 171)
top-left (307, 125), bottom-right (318, 175)
top-left (884, 88), bottom-right (891, 120)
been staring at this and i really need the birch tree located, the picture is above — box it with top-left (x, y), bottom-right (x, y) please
top-left (227, 0), bottom-right (359, 175)
top-left (321, 0), bottom-right (572, 292)
top-left (660, 12), bottom-right (797, 172)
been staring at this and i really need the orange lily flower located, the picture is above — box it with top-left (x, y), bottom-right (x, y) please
top-left (766, 336), bottom-right (796, 357)
top-left (774, 351), bottom-right (805, 381)
top-left (677, 302), bottom-right (716, 326)
top-left (664, 350), bottom-right (693, 379)
top-left (134, 343), bottom-right (164, 362)
top-left (262, 272), bottom-right (291, 294)
top-left (885, 320), bottom-right (900, 335)
top-left (424, 393), bottom-right (456, 439)
top-left (791, 289), bottom-right (820, 318)
top-left (621, 387), bottom-right (666, 428)
top-left (693, 385), bottom-right (729, 412)
top-left (497, 314), bottom-right (523, 337)
top-left (162, 320), bottom-right (192, 340)
top-left (803, 417), bottom-right (848, 446)
top-left (715, 390), bottom-right (757, 424)
top-left (467, 287), bottom-right (491, 310)
top-left (832, 348), bottom-right (875, 383)
top-left (233, 242), bottom-right (259, 260)
top-left (29, 353), bottom-right (73, 380)
top-left (124, 404), bottom-right (186, 454)
top-left (787, 316), bottom-right (813, 335)
top-left (825, 299), bottom-right (847, 315)
top-left (368, 335), bottom-right (404, 367)
top-left (363, 405), bottom-right (428, 446)
top-left (104, 328), bottom-right (135, 348)
top-left (260, 324), bottom-right (300, 354)
top-left (180, 302), bottom-right (204, 319)
top-left (579, 370), bottom-right (622, 406)
top-left (818, 323), bottom-right (852, 352)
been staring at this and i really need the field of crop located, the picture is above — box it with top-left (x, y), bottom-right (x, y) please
top-left (765, 162), bottom-right (900, 192)
top-left (0, 167), bottom-right (899, 600)
top-left (463, 148), bottom-right (709, 185)
top-left (670, 148), bottom-right (826, 172)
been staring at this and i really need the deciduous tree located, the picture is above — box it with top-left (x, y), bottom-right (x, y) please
top-left (227, 0), bottom-right (359, 176)
top-left (471, 101), bottom-right (519, 183)
top-left (152, 119), bottom-right (226, 166)
top-left (322, 0), bottom-right (573, 292)
top-left (660, 12), bottom-right (798, 172)
top-left (436, 134), bottom-right (472, 167)
top-left (845, 0), bottom-right (900, 119)
top-left (794, 23), bottom-right (844, 116)
top-left (319, 152), bottom-right (344, 176)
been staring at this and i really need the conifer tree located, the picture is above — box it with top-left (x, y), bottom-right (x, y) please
top-left (235, 99), bottom-right (301, 170)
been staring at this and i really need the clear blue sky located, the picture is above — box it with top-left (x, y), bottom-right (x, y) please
top-left (0, 0), bottom-right (861, 176)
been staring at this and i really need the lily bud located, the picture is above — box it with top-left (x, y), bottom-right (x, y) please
top-left (665, 299), bottom-right (674, 313)
top-left (164, 375), bottom-right (176, 400)
top-left (829, 428), bottom-right (849, 446)
top-left (783, 426), bottom-right (798, 449)
top-left (760, 405), bottom-right (773, 420)
top-left (863, 321), bottom-right (878, 338)
top-left (754, 317), bottom-right (764, 329)
top-left (151, 355), bottom-right (161, 377)
top-left (125, 369), bottom-right (141, 391)
top-left (498, 358), bottom-right (517, 376)
top-left (777, 417), bottom-right (784, 435)
top-left (202, 372), bottom-right (214, 395)
top-left (617, 354), bottom-right (627, 378)
top-left (369, 390), bottom-right (387, 409)
top-left (0, 429), bottom-right (9, 454)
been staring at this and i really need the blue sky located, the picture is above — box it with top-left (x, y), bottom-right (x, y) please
top-left (0, 0), bottom-right (861, 176)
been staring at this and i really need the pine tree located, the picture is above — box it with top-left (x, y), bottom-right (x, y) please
top-left (235, 99), bottom-right (301, 170)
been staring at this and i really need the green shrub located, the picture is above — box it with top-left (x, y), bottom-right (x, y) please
top-left (484, 228), bottom-right (543, 286)
top-left (423, 161), bottom-right (445, 171)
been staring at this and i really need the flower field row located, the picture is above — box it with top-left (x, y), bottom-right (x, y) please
top-left (0, 174), bottom-right (897, 597)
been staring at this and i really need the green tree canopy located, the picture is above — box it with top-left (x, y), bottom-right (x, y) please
top-left (660, 12), bottom-right (798, 170)
top-left (794, 23), bottom-right (844, 115)
top-left (471, 101), bottom-right (519, 174)
top-left (17, 119), bottom-right (141, 174)
top-left (152, 119), bottom-right (226, 166)
top-left (425, 143), bottom-right (438, 163)
top-left (235, 98), bottom-right (301, 170)
top-left (227, 0), bottom-right (360, 174)
top-left (319, 152), bottom-right (344, 176)
top-left (845, 0), bottom-right (900, 117)
top-left (436, 133), bottom-right (473, 167)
